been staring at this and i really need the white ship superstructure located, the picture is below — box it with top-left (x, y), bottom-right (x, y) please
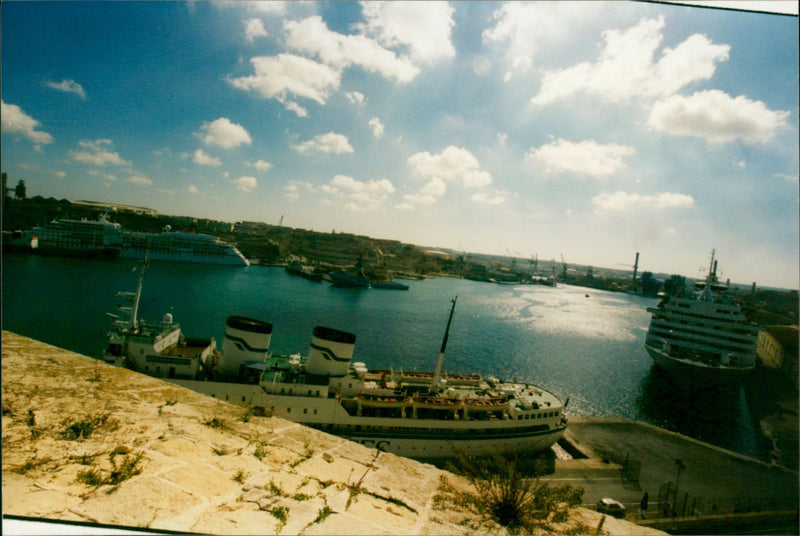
top-left (644, 251), bottom-right (760, 384)
top-left (120, 229), bottom-right (249, 266)
top-left (104, 266), bottom-right (567, 462)
top-left (103, 260), bottom-right (217, 378)
top-left (25, 215), bottom-right (124, 258)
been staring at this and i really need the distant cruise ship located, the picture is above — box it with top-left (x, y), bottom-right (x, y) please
top-left (644, 250), bottom-right (760, 385)
top-left (11, 215), bottom-right (124, 258)
top-left (120, 228), bottom-right (249, 266)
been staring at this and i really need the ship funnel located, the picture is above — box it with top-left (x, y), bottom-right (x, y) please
top-left (305, 326), bottom-right (356, 377)
top-left (219, 316), bottom-right (273, 377)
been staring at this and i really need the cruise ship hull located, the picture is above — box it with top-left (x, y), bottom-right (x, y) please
top-left (119, 249), bottom-right (248, 266)
top-left (645, 343), bottom-right (754, 386)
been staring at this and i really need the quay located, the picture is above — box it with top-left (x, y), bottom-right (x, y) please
top-left (554, 416), bottom-right (798, 533)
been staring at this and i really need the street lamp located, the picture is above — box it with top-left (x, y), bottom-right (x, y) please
top-left (673, 459), bottom-right (686, 516)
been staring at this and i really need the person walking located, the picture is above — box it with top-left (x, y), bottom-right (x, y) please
top-left (640, 491), bottom-right (649, 519)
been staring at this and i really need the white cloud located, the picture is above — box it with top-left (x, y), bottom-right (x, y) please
top-left (368, 117), bottom-right (385, 139)
top-left (244, 18), bottom-right (267, 42)
top-left (327, 174), bottom-right (395, 211)
top-left (252, 159), bottom-right (273, 171)
top-left (357, 1), bottom-right (455, 65)
top-left (526, 138), bottom-right (636, 177)
top-left (188, 184), bottom-right (198, 194)
top-left (45, 79), bottom-right (86, 99)
top-left (215, 1), bottom-right (287, 15)
top-left (531, 16), bottom-right (730, 105)
top-left (233, 176), bottom-right (258, 192)
top-left (776, 172), bottom-right (798, 182)
top-left (71, 139), bottom-right (130, 166)
top-left (420, 177), bottom-right (446, 197)
top-left (228, 53), bottom-right (341, 115)
top-left (1, 100), bottom-right (54, 144)
top-left (126, 174), bottom-right (153, 186)
top-left (483, 2), bottom-right (603, 79)
top-left (54, 171), bottom-right (66, 179)
top-left (648, 90), bottom-right (790, 144)
top-left (292, 132), bottom-right (354, 154)
top-left (591, 191), bottom-right (695, 213)
top-left (285, 16), bottom-right (419, 84)
top-left (347, 92), bottom-right (366, 106)
top-left (284, 180), bottom-right (315, 200)
top-left (200, 118), bottom-right (252, 149)
top-left (407, 146), bottom-right (492, 189)
top-left (471, 191), bottom-right (506, 206)
top-left (193, 149), bottom-right (221, 166)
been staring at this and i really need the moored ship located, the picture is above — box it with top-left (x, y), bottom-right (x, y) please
top-left (644, 250), bottom-right (760, 385)
top-left (120, 227), bottom-right (249, 266)
top-left (6, 215), bottom-right (124, 258)
top-left (103, 263), bottom-right (567, 461)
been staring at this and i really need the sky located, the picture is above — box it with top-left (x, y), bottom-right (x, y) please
top-left (2, 1), bottom-right (798, 289)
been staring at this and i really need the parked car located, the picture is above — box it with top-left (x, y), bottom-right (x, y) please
top-left (596, 498), bottom-right (626, 518)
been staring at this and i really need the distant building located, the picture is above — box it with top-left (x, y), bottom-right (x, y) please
top-left (72, 200), bottom-right (158, 216)
top-left (424, 249), bottom-right (450, 259)
top-left (757, 326), bottom-right (799, 380)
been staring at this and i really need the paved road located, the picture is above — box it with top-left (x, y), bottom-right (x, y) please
top-left (548, 417), bottom-right (798, 520)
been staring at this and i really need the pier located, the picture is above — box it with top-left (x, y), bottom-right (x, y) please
top-left (555, 416), bottom-right (798, 533)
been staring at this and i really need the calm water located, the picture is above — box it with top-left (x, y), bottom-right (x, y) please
top-left (2, 253), bottom-right (762, 459)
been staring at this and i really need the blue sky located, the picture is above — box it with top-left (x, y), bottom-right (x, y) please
top-left (2, 1), bottom-right (798, 289)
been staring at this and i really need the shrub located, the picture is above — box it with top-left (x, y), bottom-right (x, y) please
top-left (253, 443), bottom-right (268, 460)
top-left (74, 451), bottom-right (144, 488)
top-left (62, 414), bottom-right (113, 440)
top-left (107, 452), bottom-right (144, 485)
top-left (204, 417), bottom-right (225, 428)
top-left (76, 468), bottom-right (104, 487)
top-left (314, 505), bottom-right (333, 524)
top-left (445, 449), bottom-right (583, 531)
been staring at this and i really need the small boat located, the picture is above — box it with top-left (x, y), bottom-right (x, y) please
top-left (286, 259), bottom-right (323, 281)
top-left (329, 267), bottom-right (409, 290)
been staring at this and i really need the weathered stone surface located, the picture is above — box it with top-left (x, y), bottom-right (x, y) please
top-left (2, 332), bottom-right (661, 535)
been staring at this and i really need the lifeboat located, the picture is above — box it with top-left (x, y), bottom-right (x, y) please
top-left (356, 393), bottom-right (410, 408)
top-left (463, 397), bottom-right (509, 411)
top-left (412, 396), bottom-right (462, 409)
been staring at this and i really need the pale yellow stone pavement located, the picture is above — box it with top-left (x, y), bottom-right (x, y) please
top-left (2, 331), bottom-right (663, 535)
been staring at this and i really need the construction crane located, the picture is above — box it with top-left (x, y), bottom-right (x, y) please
top-left (615, 252), bottom-right (640, 283)
top-left (506, 249), bottom-right (516, 268)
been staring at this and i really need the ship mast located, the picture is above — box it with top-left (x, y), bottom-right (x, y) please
top-left (431, 296), bottom-right (457, 393)
top-left (129, 259), bottom-right (148, 332)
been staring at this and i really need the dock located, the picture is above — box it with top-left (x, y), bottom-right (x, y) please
top-left (553, 416), bottom-right (798, 532)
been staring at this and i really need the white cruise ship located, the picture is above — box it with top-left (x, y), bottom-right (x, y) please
top-left (18, 215), bottom-right (124, 258)
top-left (644, 251), bottom-right (760, 385)
top-left (103, 263), bottom-right (568, 462)
top-left (120, 228), bottom-right (249, 266)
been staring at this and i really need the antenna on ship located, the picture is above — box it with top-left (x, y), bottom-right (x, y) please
top-left (431, 296), bottom-right (457, 393)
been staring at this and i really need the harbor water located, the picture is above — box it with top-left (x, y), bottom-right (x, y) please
top-left (1, 253), bottom-right (762, 460)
